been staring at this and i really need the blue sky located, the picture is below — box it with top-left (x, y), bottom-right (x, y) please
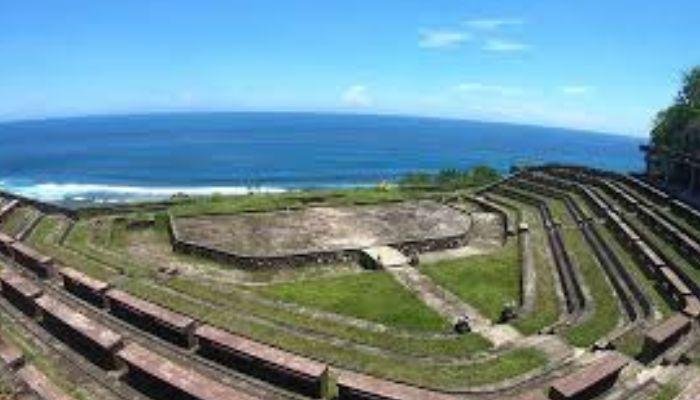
top-left (1, 1), bottom-right (698, 136)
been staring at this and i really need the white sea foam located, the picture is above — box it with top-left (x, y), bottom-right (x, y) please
top-left (2, 182), bottom-right (287, 202)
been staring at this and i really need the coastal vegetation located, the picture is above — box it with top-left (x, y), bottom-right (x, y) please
top-left (398, 165), bottom-right (501, 190)
top-left (164, 164), bottom-right (500, 217)
top-left (652, 66), bottom-right (700, 151)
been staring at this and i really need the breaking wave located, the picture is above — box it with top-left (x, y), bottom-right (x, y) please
top-left (0, 182), bottom-right (287, 203)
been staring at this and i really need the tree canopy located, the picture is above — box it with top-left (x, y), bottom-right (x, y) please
top-left (651, 66), bottom-right (700, 151)
top-left (399, 165), bottom-right (501, 190)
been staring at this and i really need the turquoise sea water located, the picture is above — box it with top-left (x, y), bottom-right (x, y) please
top-left (0, 112), bottom-right (646, 203)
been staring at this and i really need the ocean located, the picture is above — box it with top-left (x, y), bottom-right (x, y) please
top-left (0, 112), bottom-right (646, 204)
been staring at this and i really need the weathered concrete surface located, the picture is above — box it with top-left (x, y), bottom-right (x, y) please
top-left (417, 246), bottom-right (487, 264)
top-left (360, 246), bottom-right (409, 268)
top-left (173, 200), bottom-right (471, 257)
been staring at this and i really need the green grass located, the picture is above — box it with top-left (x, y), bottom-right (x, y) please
top-left (507, 187), bottom-right (622, 346)
top-left (28, 217), bottom-right (119, 281)
top-left (170, 187), bottom-right (413, 217)
top-left (167, 276), bottom-right (493, 357)
top-left (260, 271), bottom-right (448, 332)
top-left (622, 213), bottom-right (700, 286)
top-left (613, 328), bottom-right (644, 357)
top-left (0, 206), bottom-right (33, 236)
top-left (356, 347), bottom-right (547, 389)
top-left (595, 223), bottom-right (673, 317)
top-left (486, 194), bottom-right (560, 334)
top-left (53, 249), bottom-right (540, 389)
top-left (208, 308), bottom-right (545, 389)
top-left (421, 239), bottom-right (520, 321)
top-left (560, 225), bottom-right (621, 347)
top-left (616, 180), bottom-right (700, 239)
top-left (654, 382), bottom-right (681, 400)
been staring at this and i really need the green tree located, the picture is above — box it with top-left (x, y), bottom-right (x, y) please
top-left (469, 165), bottom-right (500, 186)
top-left (652, 66), bottom-right (700, 151)
top-left (677, 66), bottom-right (700, 108)
top-left (398, 165), bottom-right (501, 190)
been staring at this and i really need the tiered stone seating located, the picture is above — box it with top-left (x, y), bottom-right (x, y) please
top-left (195, 324), bottom-right (328, 398)
top-left (106, 288), bottom-right (196, 347)
top-left (337, 369), bottom-right (455, 400)
top-left (548, 353), bottom-right (628, 400)
top-left (59, 267), bottom-right (111, 307)
top-left (117, 343), bottom-right (257, 400)
top-left (0, 268), bottom-right (43, 315)
top-left (36, 295), bottom-right (124, 369)
top-left (642, 314), bottom-right (692, 359)
top-left (10, 241), bottom-right (55, 278)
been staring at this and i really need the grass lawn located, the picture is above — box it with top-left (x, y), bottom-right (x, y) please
top-left (486, 194), bottom-right (560, 334)
top-left (361, 347), bottom-right (547, 389)
top-left (613, 328), bottom-right (645, 357)
top-left (0, 206), bottom-right (33, 236)
top-left (653, 382), bottom-right (681, 400)
top-left (260, 271), bottom-right (448, 332)
top-left (421, 239), bottom-right (520, 322)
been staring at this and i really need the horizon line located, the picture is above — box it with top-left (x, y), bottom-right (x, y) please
top-left (0, 109), bottom-right (647, 140)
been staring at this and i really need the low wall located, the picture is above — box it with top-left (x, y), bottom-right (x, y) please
top-left (167, 213), bottom-right (470, 269)
top-left (0, 190), bottom-right (77, 219)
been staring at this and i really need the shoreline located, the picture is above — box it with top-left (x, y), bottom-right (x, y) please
top-left (0, 181), bottom-right (382, 206)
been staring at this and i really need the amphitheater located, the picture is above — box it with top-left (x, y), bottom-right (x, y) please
top-left (0, 164), bottom-right (698, 400)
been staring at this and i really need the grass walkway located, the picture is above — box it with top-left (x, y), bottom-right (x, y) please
top-left (483, 194), bottom-right (560, 334)
top-left (506, 187), bottom-right (623, 345)
top-left (559, 222), bottom-right (621, 347)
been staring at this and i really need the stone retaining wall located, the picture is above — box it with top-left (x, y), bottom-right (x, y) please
top-left (167, 213), bottom-right (470, 269)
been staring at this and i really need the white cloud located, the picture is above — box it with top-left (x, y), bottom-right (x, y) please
top-left (483, 39), bottom-right (530, 52)
top-left (341, 85), bottom-right (372, 107)
top-left (560, 85), bottom-right (594, 95)
top-left (418, 29), bottom-right (471, 49)
top-left (465, 18), bottom-right (523, 30)
top-left (453, 83), bottom-right (524, 97)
